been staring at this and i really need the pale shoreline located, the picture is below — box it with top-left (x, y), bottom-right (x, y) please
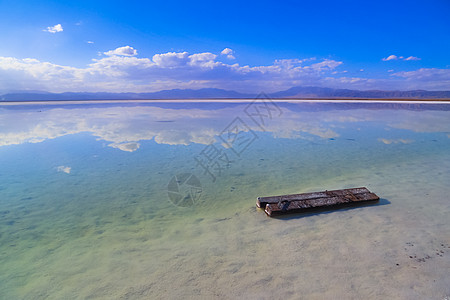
top-left (1, 98), bottom-right (450, 106)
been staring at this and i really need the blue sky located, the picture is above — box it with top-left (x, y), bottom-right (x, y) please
top-left (0, 0), bottom-right (449, 93)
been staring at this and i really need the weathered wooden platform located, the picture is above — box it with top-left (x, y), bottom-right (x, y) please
top-left (257, 187), bottom-right (379, 217)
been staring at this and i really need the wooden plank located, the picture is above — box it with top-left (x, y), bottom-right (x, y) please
top-left (256, 187), bottom-right (379, 217)
top-left (257, 187), bottom-right (372, 208)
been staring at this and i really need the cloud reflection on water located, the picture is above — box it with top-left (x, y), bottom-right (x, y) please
top-left (0, 102), bottom-right (449, 152)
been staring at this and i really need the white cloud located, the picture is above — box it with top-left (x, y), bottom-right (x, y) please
top-left (221, 48), bottom-right (235, 60)
top-left (152, 52), bottom-right (189, 67)
top-left (44, 24), bottom-right (63, 33)
top-left (104, 46), bottom-right (138, 56)
top-left (0, 47), bottom-right (447, 93)
top-left (382, 55), bottom-right (421, 61)
top-left (274, 58), bottom-right (313, 68)
top-left (404, 56), bottom-right (421, 61)
top-left (87, 41), bottom-right (94, 44)
top-left (382, 55), bottom-right (398, 61)
top-left (56, 166), bottom-right (71, 174)
top-left (378, 138), bottom-right (413, 145)
top-left (392, 68), bottom-right (450, 89)
top-left (109, 142), bottom-right (140, 152)
top-left (0, 56), bottom-right (84, 91)
top-left (221, 48), bottom-right (233, 55)
top-left (188, 52), bottom-right (218, 67)
top-left (309, 59), bottom-right (343, 71)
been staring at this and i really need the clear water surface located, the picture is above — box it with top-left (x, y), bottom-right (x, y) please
top-left (1, 100), bottom-right (449, 299)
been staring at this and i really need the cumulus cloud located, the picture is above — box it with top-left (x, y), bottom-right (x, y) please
top-left (104, 46), bottom-right (138, 56)
top-left (221, 48), bottom-right (233, 55)
top-left (382, 55), bottom-right (421, 61)
top-left (0, 56), bottom-right (84, 91)
top-left (0, 46), bottom-right (447, 93)
top-left (221, 48), bottom-right (235, 59)
top-left (382, 55), bottom-right (399, 61)
top-left (188, 52), bottom-right (217, 67)
top-left (0, 48), bottom-right (345, 93)
top-left (152, 52), bottom-right (189, 67)
top-left (44, 24), bottom-right (63, 33)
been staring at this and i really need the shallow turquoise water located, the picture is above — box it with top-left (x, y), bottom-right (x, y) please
top-left (1, 100), bottom-right (450, 299)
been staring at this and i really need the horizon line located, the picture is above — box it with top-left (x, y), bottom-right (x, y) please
top-left (1, 98), bottom-right (450, 106)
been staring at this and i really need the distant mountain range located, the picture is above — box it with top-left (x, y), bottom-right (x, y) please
top-left (1, 86), bottom-right (450, 101)
top-left (269, 86), bottom-right (450, 99)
